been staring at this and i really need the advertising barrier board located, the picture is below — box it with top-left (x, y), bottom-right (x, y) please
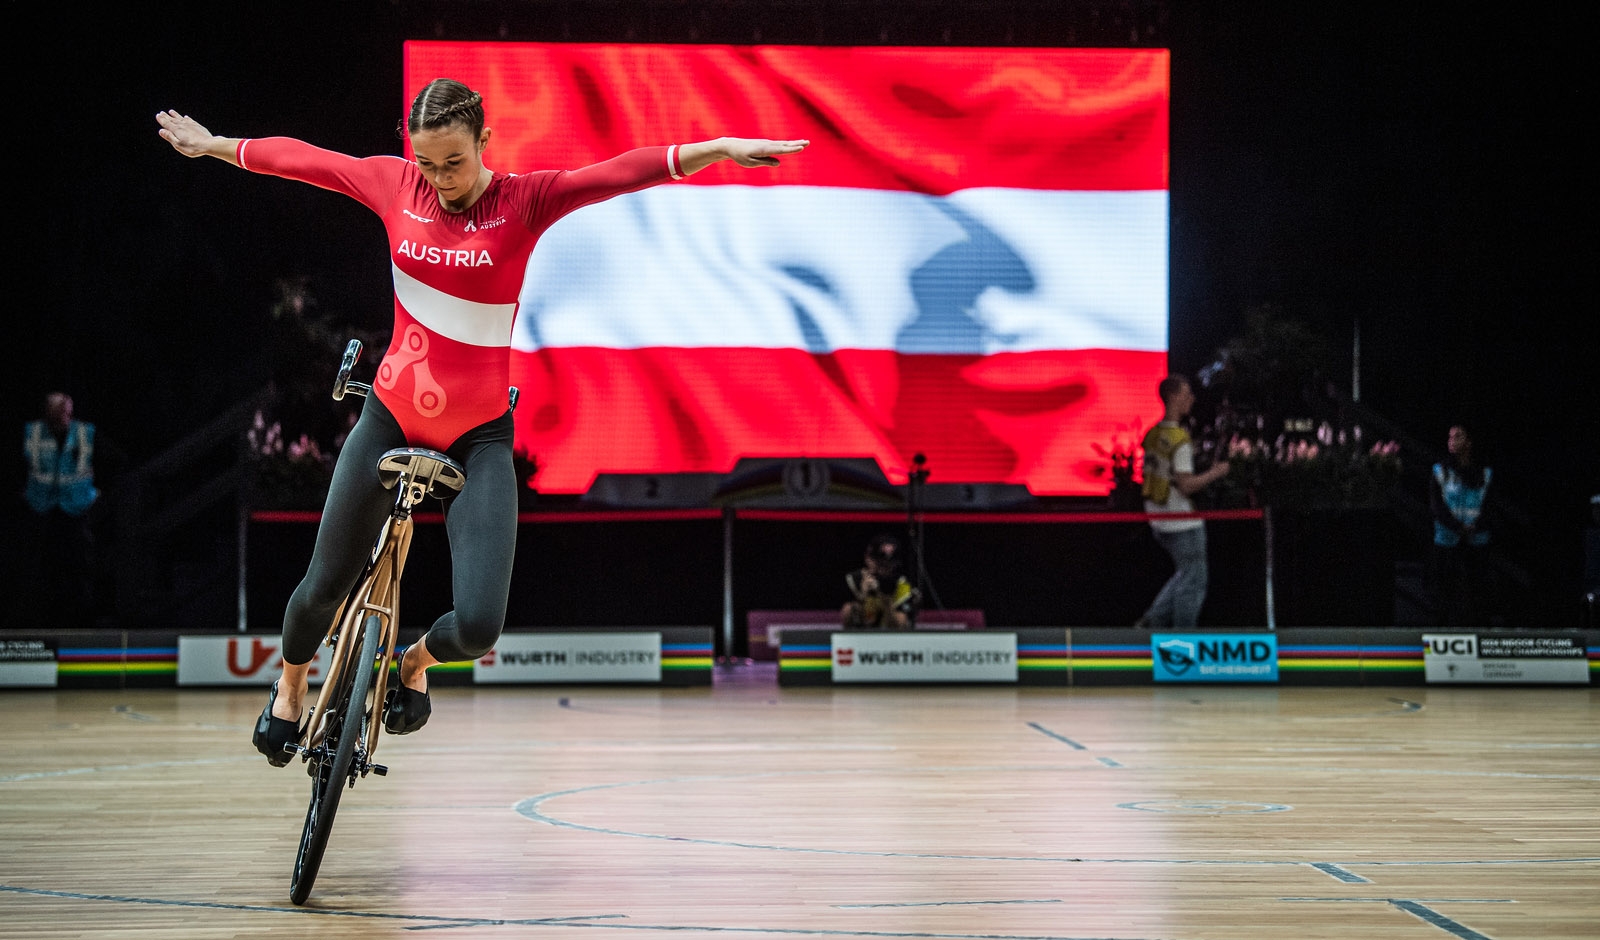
top-left (1423, 634), bottom-right (1589, 684)
top-left (475, 632), bottom-right (663, 683)
top-left (177, 635), bottom-right (332, 686)
top-left (1151, 633), bottom-right (1278, 683)
top-left (0, 638), bottom-right (57, 688)
top-left (830, 631), bottom-right (1018, 683)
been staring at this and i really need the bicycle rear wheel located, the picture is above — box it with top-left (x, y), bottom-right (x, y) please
top-left (290, 613), bottom-right (382, 905)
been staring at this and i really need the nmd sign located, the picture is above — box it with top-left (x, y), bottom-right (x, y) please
top-left (831, 632), bottom-right (1018, 683)
top-left (475, 633), bottom-right (662, 683)
top-left (1152, 633), bottom-right (1278, 682)
top-left (1424, 633), bottom-right (1589, 684)
top-left (177, 636), bottom-right (332, 686)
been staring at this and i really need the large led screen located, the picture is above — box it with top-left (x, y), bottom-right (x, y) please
top-left (403, 42), bottom-right (1169, 495)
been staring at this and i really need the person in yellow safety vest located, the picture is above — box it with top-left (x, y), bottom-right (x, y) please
top-left (21, 392), bottom-right (101, 628)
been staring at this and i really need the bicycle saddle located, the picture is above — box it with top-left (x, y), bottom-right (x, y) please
top-left (376, 447), bottom-right (467, 496)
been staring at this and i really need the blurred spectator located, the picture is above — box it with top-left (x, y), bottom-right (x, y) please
top-left (1585, 494), bottom-right (1598, 628)
top-left (1134, 374), bottom-right (1231, 629)
top-left (1429, 423), bottom-right (1494, 627)
top-left (20, 393), bottom-right (105, 629)
top-left (842, 533), bottom-right (920, 629)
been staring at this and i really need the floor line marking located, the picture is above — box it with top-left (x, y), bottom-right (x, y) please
top-left (0, 756), bottom-right (257, 783)
top-left (516, 771), bottom-right (1600, 866)
top-left (0, 885), bottom-right (483, 925)
top-left (1283, 897), bottom-right (1507, 940)
top-left (516, 784), bottom-right (1599, 868)
top-left (0, 883), bottom-right (1165, 939)
top-left (836, 900), bottom-right (1063, 909)
top-left (404, 914), bottom-right (629, 931)
top-left (1389, 900), bottom-right (1498, 940)
top-left (1026, 722), bottom-right (1086, 749)
top-left (8, 755), bottom-right (1595, 785)
top-left (1309, 862), bottom-right (1371, 883)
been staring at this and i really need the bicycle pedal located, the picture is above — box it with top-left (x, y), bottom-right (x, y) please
top-left (369, 764), bottom-right (388, 776)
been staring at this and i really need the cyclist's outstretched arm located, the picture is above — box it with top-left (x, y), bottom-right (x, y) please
top-left (156, 111), bottom-right (243, 166)
top-left (542, 136), bottom-right (810, 222)
top-left (158, 111), bottom-right (400, 211)
top-left (676, 137), bottom-right (810, 175)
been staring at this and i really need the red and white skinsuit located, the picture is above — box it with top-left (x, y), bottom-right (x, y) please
top-left (237, 137), bottom-right (683, 449)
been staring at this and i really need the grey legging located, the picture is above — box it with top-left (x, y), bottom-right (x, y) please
top-left (280, 394), bottom-right (517, 665)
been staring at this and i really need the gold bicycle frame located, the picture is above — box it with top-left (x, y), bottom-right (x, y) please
top-left (298, 341), bottom-right (475, 777)
top-left (297, 497), bottom-right (418, 764)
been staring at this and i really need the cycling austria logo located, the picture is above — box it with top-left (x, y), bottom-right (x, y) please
top-left (377, 325), bottom-right (448, 418)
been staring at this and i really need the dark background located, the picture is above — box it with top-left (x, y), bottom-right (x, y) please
top-left (9, 1), bottom-right (1595, 633)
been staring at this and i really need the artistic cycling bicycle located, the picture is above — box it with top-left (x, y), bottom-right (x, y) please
top-left (284, 338), bottom-right (514, 905)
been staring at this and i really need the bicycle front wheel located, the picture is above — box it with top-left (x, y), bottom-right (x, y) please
top-left (290, 613), bottom-right (382, 905)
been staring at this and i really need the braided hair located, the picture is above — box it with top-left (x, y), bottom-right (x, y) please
top-left (405, 78), bottom-right (485, 137)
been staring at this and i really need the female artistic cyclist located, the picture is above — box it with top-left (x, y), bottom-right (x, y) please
top-left (157, 79), bottom-right (808, 764)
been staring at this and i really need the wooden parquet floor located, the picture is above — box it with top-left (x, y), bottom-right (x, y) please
top-left (2, 670), bottom-right (1596, 939)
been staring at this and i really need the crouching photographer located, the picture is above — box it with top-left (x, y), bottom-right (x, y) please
top-left (841, 533), bottom-right (921, 629)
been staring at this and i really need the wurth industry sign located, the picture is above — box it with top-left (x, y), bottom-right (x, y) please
top-left (830, 632), bottom-right (1018, 683)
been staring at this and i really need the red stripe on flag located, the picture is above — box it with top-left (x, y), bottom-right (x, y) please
top-left (510, 347), bottom-right (1166, 496)
top-left (404, 43), bottom-right (1168, 194)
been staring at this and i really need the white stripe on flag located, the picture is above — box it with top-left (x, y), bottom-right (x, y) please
top-left (513, 186), bottom-right (1167, 353)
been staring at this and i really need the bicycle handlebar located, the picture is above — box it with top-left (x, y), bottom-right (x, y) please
top-left (333, 339), bottom-right (371, 401)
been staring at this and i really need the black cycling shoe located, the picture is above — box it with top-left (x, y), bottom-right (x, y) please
top-left (383, 647), bottom-right (432, 735)
top-left (252, 679), bottom-right (301, 767)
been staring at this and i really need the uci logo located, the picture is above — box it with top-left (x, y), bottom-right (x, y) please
top-left (225, 638), bottom-right (322, 680)
top-left (1428, 637), bottom-right (1476, 656)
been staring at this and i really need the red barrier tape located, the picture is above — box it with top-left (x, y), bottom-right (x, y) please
top-left (734, 508), bottom-right (1265, 524)
top-left (251, 507), bottom-right (1263, 525)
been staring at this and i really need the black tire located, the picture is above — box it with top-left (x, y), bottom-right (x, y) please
top-left (289, 614), bottom-right (381, 905)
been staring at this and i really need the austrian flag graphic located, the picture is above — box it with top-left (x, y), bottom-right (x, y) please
top-left (403, 42), bottom-right (1170, 495)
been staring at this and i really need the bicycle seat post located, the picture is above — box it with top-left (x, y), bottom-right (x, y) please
top-left (397, 476), bottom-right (429, 518)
